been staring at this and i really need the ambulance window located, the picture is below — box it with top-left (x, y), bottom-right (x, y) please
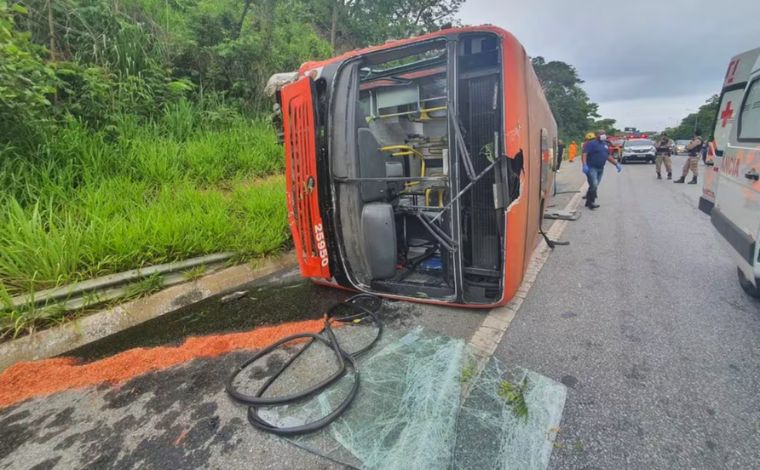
top-left (738, 78), bottom-right (760, 141)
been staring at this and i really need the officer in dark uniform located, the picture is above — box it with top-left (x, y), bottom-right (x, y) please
top-left (655, 133), bottom-right (673, 180)
top-left (674, 131), bottom-right (703, 184)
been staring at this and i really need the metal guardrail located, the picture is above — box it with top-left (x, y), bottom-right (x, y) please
top-left (6, 252), bottom-right (236, 311)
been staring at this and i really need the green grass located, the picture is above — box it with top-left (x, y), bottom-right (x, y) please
top-left (498, 376), bottom-right (530, 420)
top-left (0, 108), bottom-right (289, 337)
top-left (182, 265), bottom-right (208, 281)
top-left (124, 273), bottom-right (166, 299)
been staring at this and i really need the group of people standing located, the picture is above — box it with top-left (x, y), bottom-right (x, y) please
top-left (654, 132), bottom-right (703, 184)
top-left (558, 130), bottom-right (705, 211)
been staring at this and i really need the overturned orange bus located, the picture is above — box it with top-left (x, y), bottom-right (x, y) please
top-left (275, 26), bottom-right (557, 307)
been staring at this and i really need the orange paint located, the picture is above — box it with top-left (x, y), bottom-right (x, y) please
top-left (0, 318), bottom-right (326, 410)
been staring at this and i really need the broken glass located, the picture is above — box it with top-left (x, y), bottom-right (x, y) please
top-left (252, 327), bottom-right (566, 469)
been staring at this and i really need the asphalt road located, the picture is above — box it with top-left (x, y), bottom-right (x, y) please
top-left (1, 157), bottom-right (758, 469)
top-left (497, 156), bottom-right (760, 469)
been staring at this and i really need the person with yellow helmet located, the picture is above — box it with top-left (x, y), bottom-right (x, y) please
top-left (581, 130), bottom-right (622, 210)
top-left (580, 132), bottom-right (595, 162)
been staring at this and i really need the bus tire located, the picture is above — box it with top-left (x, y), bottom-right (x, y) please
top-left (737, 267), bottom-right (760, 299)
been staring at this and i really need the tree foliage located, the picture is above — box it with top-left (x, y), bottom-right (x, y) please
top-left (589, 117), bottom-right (620, 136)
top-left (307, 0), bottom-right (463, 52)
top-left (531, 56), bottom-right (618, 141)
top-left (0, 2), bottom-right (57, 143)
top-left (663, 94), bottom-right (720, 140)
top-left (1, 0), bottom-right (463, 155)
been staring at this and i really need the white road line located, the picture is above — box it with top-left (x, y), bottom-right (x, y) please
top-left (467, 182), bottom-right (589, 367)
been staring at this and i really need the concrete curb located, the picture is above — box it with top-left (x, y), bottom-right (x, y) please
top-left (0, 251), bottom-right (297, 372)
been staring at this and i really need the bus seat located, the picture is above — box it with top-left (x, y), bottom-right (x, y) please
top-left (361, 203), bottom-right (397, 279)
top-left (358, 128), bottom-right (390, 201)
top-left (386, 161), bottom-right (404, 177)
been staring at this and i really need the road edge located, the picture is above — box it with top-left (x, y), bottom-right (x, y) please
top-left (0, 252), bottom-right (297, 372)
top-left (468, 183), bottom-right (588, 362)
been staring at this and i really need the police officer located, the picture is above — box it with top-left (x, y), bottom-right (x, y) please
top-left (674, 130), bottom-right (703, 184)
top-left (582, 130), bottom-right (623, 210)
top-left (655, 133), bottom-right (673, 180)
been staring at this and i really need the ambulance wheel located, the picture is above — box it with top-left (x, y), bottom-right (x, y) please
top-left (737, 267), bottom-right (760, 299)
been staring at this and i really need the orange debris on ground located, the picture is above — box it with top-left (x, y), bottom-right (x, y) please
top-left (0, 318), bottom-right (326, 410)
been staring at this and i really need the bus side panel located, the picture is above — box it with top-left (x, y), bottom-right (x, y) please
top-left (501, 38), bottom-right (531, 302)
top-left (500, 38), bottom-right (558, 304)
top-left (524, 53), bottom-right (555, 272)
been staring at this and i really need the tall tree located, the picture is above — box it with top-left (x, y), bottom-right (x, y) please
top-left (531, 56), bottom-right (600, 140)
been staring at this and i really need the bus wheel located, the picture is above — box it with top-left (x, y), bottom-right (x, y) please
top-left (737, 267), bottom-right (760, 299)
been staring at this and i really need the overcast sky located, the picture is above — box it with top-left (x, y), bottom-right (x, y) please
top-left (458, 0), bottom-right (760, 131)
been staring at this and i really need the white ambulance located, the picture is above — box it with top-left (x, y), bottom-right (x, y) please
top-left (700, 47), bottom-right (760, 213)
top-left (702, 47), bottom-right (760, 298)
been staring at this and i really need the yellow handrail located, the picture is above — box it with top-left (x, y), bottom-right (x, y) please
top-left (418, 105), bottom-right (447, 121)
top-left (379, 144), bottom-right (444, 205)
top-left (425, 188), bottom-right (445, 207)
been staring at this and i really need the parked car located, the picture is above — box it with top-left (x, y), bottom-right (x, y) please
top-left (675, 139), bottom-right (690, 154)
top-left (619, 138), bottom-right (656, 163)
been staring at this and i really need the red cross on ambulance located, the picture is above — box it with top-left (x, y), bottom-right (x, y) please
top-left (720, 101), bottom-right (734, 128)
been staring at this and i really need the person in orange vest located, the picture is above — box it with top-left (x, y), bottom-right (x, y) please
top-left (568, 140), bottom-right (578, 162)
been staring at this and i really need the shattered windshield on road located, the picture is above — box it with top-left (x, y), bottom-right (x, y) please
top-left (248, 326), bottom-right (567, 469)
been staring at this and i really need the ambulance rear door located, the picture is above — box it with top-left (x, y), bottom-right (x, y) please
top-left (702, 47), bottom-right (760, 214)
top-left (713, 58), bottom-right (760, 278)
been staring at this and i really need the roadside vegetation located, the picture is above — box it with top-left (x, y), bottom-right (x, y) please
top-left (0, 114), bottom-right (287, 293)
top-left (0, 0), bottom-right (465, 337)
top-left (663, 95), bottom-right (720, 139)
top-left (2, 0), bottom-right (615, 337)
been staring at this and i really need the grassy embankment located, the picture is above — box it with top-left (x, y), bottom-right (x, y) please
top-left (0, 104), bottom-right (289, 339)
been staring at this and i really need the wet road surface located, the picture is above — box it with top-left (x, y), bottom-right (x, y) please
top-left (497, 157), bottom-right (760, 469)
top-left (66, 270), bottom-right (348, 362)
top-left (2, 160), bottom-right (758, 469)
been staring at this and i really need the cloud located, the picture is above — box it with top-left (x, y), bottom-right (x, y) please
top-left (597, 93), bottom-right (714, 131)
top-left (458, 0), bottom-right (760, 129)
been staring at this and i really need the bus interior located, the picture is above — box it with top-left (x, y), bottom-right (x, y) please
top-left (331, 33), bottom-right (515, 304)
